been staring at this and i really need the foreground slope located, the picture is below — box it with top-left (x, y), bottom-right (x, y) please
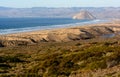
top-left (0, 37), bottom-right (120, 77)
top-left (0, 21), bottom-right (120, 77)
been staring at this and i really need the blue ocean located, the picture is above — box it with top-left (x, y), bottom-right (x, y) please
top-left (0, 18), bottom-right (104, 34)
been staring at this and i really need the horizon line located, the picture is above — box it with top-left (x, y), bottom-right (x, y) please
top-left (0, 6), bottom-right (120, 9)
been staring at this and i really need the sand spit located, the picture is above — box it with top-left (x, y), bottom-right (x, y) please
top-left (0, 22), bottom-right (120, 47)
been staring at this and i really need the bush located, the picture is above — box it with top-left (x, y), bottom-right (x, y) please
top-left (87, 60), bottom-right (107, 70)
top-left (0, 56), bottom-right (24, 63)
top-left (0, 64), bottom-right (11, 70)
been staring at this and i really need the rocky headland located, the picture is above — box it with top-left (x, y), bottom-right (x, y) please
top-left (72, 10), bottom-right (96, 20)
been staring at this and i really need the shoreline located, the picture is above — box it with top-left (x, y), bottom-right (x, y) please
top-left (0, 19), bottom-right (108, 35)
top-left (0, 19), bottom-right (120, 47)
top-left (0, 20), bottom-right (109, 36)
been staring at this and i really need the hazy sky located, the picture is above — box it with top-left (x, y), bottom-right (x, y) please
top-left (0, 0), bottom-right (120, 8)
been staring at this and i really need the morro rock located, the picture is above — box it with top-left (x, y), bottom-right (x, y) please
top-left (73, 10), bottom-right (96, 20)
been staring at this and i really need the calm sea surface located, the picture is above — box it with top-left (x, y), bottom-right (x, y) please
top-left (0, 18), bottom-right (104, 34)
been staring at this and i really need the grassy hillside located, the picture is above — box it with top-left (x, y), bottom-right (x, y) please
top-left (0, 37), bottom-right (120, 77)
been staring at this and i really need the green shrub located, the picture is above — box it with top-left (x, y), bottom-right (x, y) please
top-left (87, 60), bottom-right (107, 70)
top-left (0, 56), bottom-right (24, 63)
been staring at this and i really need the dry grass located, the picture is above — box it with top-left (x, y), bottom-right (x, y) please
top-left (0, 37), bottom-right (120, 77)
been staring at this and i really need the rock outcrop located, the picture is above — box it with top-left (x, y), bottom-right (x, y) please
top-left (73, 10), bottom-right (96, 20)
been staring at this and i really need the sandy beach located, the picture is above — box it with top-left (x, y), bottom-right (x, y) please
top-left (0, 20), bottom-right (120, 47)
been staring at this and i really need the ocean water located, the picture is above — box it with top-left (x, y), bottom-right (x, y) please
top-left (0, 18), bottom-right (105, 34)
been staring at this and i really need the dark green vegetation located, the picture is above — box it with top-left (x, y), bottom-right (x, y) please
top-left (0, 37), bottom-right (120, 77)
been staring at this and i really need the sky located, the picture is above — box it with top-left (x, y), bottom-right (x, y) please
top-left (0, 0), bottom-right (120, 8)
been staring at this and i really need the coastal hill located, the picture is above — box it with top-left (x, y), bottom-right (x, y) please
top-left (72, 10), bottom-right (96, 20)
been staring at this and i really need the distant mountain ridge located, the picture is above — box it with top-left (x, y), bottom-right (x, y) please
top-left (0, 7), bottom-right (120, 19)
